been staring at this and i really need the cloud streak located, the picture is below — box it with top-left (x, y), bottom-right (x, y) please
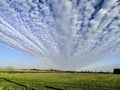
top-left (0, 0), bottom-right (120, 70)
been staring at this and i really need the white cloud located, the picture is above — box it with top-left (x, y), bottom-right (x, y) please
top-left (0, 0), bottom-right (120, 70)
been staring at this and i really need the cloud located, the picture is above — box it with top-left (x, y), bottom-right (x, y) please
top-left (0, 0), bottom-right (120, 70)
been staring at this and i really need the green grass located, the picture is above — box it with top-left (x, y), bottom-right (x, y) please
top-left (0, 73), bottom-right (120, 90)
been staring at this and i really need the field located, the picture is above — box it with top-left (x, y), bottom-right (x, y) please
top-left (0, 72), bottom-right (120, 90)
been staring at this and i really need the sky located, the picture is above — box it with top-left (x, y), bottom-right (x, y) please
top-left (0, 0), bottom-right (120, 71)
top-left (0, 43), bottom-right (48, 69)
top-left (0, 43), bottom-right (120, 71)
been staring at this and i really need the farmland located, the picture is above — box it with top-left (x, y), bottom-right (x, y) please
top-left (0, 71), bottom-right (120, 90)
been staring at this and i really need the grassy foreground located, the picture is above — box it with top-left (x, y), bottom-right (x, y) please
top-left (0, 72), bottom-right (120, 90)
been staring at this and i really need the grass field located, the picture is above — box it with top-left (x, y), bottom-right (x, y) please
top-left (0, 72), bottom-right (120, 90)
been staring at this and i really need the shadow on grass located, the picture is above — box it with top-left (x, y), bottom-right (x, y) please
top-left (0, 78), bottom-right (111, 90)
top-left (45, 86), bottom-right (64, 90)
top-left (0, 78), bottom-right (64, 90)
top-left (0, 78), bottom-right (35, 90)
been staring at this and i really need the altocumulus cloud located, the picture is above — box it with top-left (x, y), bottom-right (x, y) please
top-left (0, 0), bottom-right (120, 70)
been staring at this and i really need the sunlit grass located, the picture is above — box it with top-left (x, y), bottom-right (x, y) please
top-left (0, 73), bottom-right (120, 90)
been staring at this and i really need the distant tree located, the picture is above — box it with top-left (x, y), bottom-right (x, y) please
top-left (113, 68), bottom-right (120, 74)
top-left (30, 68), bottom-right (39, 71)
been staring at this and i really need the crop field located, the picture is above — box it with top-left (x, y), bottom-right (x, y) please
top-left (0, 72), bottom-right (120, 90)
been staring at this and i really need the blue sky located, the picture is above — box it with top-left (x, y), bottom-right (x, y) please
top-left (0, 43), bottom-right (120, 71)
top-left (0, 43), bottom-right (47, 69)
top-left (77, 55), bottom-right (120, 72)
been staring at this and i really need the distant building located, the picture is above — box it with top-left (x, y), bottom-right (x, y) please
top-left (113, 68), bottom-right (120, 74)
